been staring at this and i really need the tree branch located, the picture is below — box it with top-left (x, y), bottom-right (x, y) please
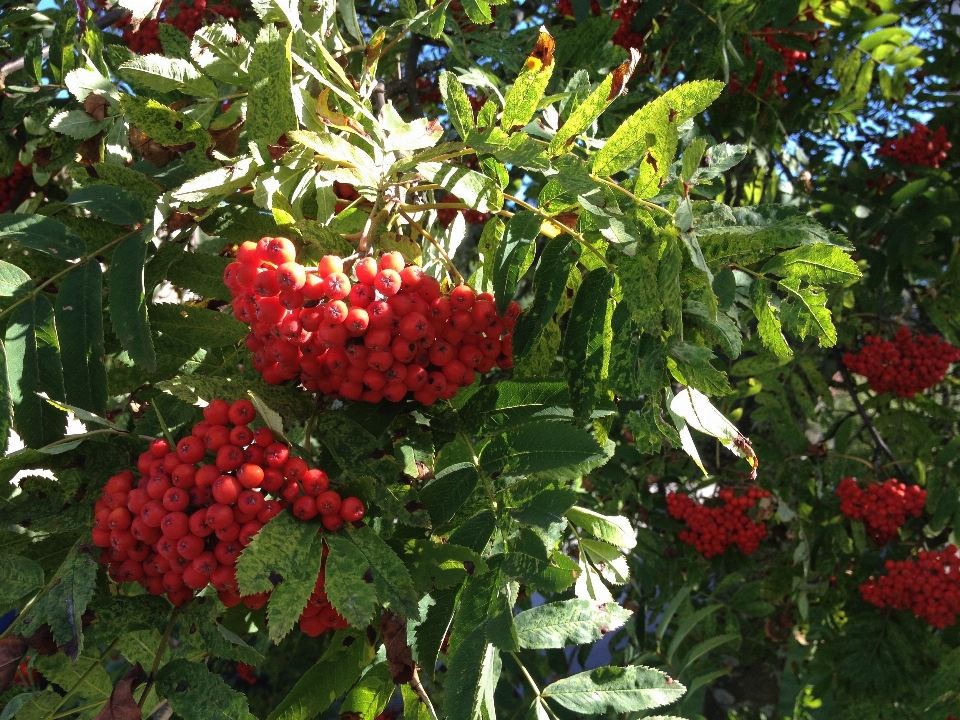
top-left (839, 365), bottom-right (909, 479)
top-left (405, 34), bottom-right (425, 119)
top-left (0, 6), bottom-right (129, 86)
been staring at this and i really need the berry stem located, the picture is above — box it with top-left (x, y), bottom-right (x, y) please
top-left (41, 639), bottom-right (121, 720)
top-left (138, 606), bottom-right (181, 710)
top-left (397, 207), bottom-right (465, 285)
top-left (0, 227), bottom-right (141, 324)
top-left (501, 193), bottom-right (613, 271)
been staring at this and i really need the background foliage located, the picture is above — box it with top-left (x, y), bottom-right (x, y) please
top-left (0, 0), bottom-right (959, 719)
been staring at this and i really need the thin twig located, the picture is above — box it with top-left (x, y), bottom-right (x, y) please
top-left (397, 207), bottom-right (464, 284)
top-left (138, 606), bottom-right (180, 710)
top-left (42, 639), bottom-right (120, 720)
top-left (839, 366), bottom-right (908, 478)
top-left (0, 227), bottom-right (141, 324)
top-left (409, 666), bottom-right (441, 720)
top-left (590, 174), bottom-right (674, 218)
top-left (502, 193), bottom-right (613, 270)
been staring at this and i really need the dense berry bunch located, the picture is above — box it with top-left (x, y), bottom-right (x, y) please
top-left (666, 488), bottom-right (771, 558)
top-left (0, 161), bottom-right (32, 213)
top-left (224, 238), bottom-right (517, 406)
top-left (115, 0), bottom-right (241, 54)
top-left (436, 193), bottom-right (491, 227)
top-left (91, 398), bottom-right (364, 621)
top-left (877, 123), bottom-right (952, 168)
top-left (836, 477), bottom-right (926, 545)
top-left (843, 326), bottom-right (960, 397)
top-left (730, 31), bottom-right (808, 97)
top-left (860, 545), bottom-right (960, 629)
top-left (556, 0), bottom-right (643, 50)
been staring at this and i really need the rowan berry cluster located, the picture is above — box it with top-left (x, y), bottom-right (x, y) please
top-left (666, 487), bottom-right (771, 558)
top-left (556, 0), bottom-right (644, 50)
top-left (0, 161), bottom-right (32, 213)
top-left (115, 0), bottom-right (241, 55)
top-left (860, 545), bottom-right (960, 629)
top-left (836, 477), bottom-right (926, 545)
top-left (223, 237), bottom-right (518, 406)
top-left (729, 31), bottom-right (808, 97)
top-left (877, 123), bottom-right (952, 168)
top-left (91, 398), bottom-right (364, 618)
top-left (842, 326), bottom-right (960, 397)
top-left (436, 193), bottom-right (491, 227)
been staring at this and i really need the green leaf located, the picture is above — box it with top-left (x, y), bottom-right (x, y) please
top-left (616, 239), bottom-right (661, 335)
top-left (191, 22), bottom-right (252, 84)
top-left (34, 650), bottom-right (111, 705)
top-left (592, 80), bottom-right (723, 182)
top-left (63, 186), bottom-right (146, 226)
top-left (459, 0), bottom-right (496, 23)
top-left (683, 302), bottom-right (741, 359)
top-left (402, 684), bottom-right (434, 720)
top-left (290, 130), bottom-right (377, 173)
top-left (266, 531), bottom-right (325, 643)
top-left (235, 511), bottom-right (323, 635)
top-left (316, 411), bottom-right (401, 483)
top-left (679, 633), bottom-right (738, 671)
top-left (447, 509), bottom-right (497, 554)
top-left (0, 261), bottom-right (31, 298)
top-left (150, 303), bottom-right (249, 349)
top-left (500, 550), bottom-right (578, 593)
top-left (443, 629), bottom-right (500, 720)
top-left (418, 162), bottom-right (503, 213)
top-left (21, 541), bottom-right (98, 659)
top-left (119, 54), bottom-right (218, 97)
top-left (512, 236), bottom-right (581, 361)
top-left (323, 532), bottom-right (379, 627)
top-left (247, 25), bottom-right (298, 145)
top-left (109, 232), bottom-right (157, 373)
top-left (561, 268), bottom-right (613, 422)
top-left (668, 342), bottom-right (733, 396)
top-left (120, 94), bottom-right (211, 152)
top-left (407, 541), bottom-right (488, 591)
top-left (750, 280), bottom-right (792, 358)
top-left (48, 109), bottom-right (107, 140)
top-left (778, 278), bottom-right (837, 347)
top-left (0, 214), bottom-right (86, 260)
top-left (548, 50), bottom-right (638, 155)
top-left (55, 262), bottom-right (107, 416)
top-left (339, 662), bottom-right (395, 720)
top-left (420, 437), bottom-right (480, 527)
top-left (72, 163), bottom-right (163, 209)
top-left (156, 659), bottom-right (257, 720)
top-left (761, 244), bottom-right (861, 284)
top-left (171, 157), bottom-right (259, 204)
top-left (166, 252), bottom-right (233, 299)
top-left (337, 524), bottom-right (421, 620)
top-left (542, 666), bottom-right (686, 713)
top-left (0, 555), bottom-right (44, 609)
top-left (177, 597), bottom-right (263, 663)
top-left (666, 605), bottom-right (721, 665)
top-left (658, 235), bottom-right (683, 334)
top-left (492, 210), bottom-right (540, 316)
top-left (566, 506), bottom-right (637, 549)
top-left (480, 421), bottom-right (606, 476)
top-left (159, 21), bottom-right (192, 58)
top-left (501, 29), bottom-right (556, 131)
top-left (267, 630), bottom-right (375, 720)
top-left (5, 295), bottom-right (67, 449)
top-left (514, 599), bottom-right (632, 649)
top-left (681, 138), bottom-right (708, 183)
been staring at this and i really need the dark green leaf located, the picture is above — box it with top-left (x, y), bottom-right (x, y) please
top-left (156, 659), bottom-right (257, 720)
top-left (512, 236), bottom-right (581, 360)
top-left (0, 555), bottom-right (44, 609)
top-left (668, 341), bottom-right (733, 396)
top-left (165, 252), bottom-right (233, 299)
top-left (55, 262), bottom-right (107, 416)
top-left (316, 411), bottom-right (400, 483)
top-left (109, 232), bottom-right (157, 373)
top-left (420, 437), bottom-right (479, 527)
top-left (443, 629), bottom-right (500, 720)
top-left (21, 541), bottom-right (98, 659)
top-left (480, 421), bottom-right (606, 476)
top-left (340, 525), bottom-right (421, 620)
top-left (0, 214), bottom-right (86, 260)
top-left (561, 268), bottom-right (613, 422)
top-left (323, 532), bottom-right (379, 627)
top-left (149, 303), bottom-right (249, 349)
top-left (267, 630), bottom-right (374, 720)
top-left (65, 186), bottom-right (146, 226)
top-left (5, 295), bottom-right (67, 448)
top-left (0, 261), bottom-right (31, 297)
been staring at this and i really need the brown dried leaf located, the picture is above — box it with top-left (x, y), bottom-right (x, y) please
top-left (93, 663), bottom-right (147, 720)
top-left (25, 624), bottom-right (58, 656)
top-left (211, 119), bottom-right (244, 158)
top-left (0, 636), bottom-right (28, 693)
top-left (129, 126), bottom-right (176, 168)
top-left (378, 611), bottom-right (414, 684)
top-left (83, 94), bottom-right (111, 122)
